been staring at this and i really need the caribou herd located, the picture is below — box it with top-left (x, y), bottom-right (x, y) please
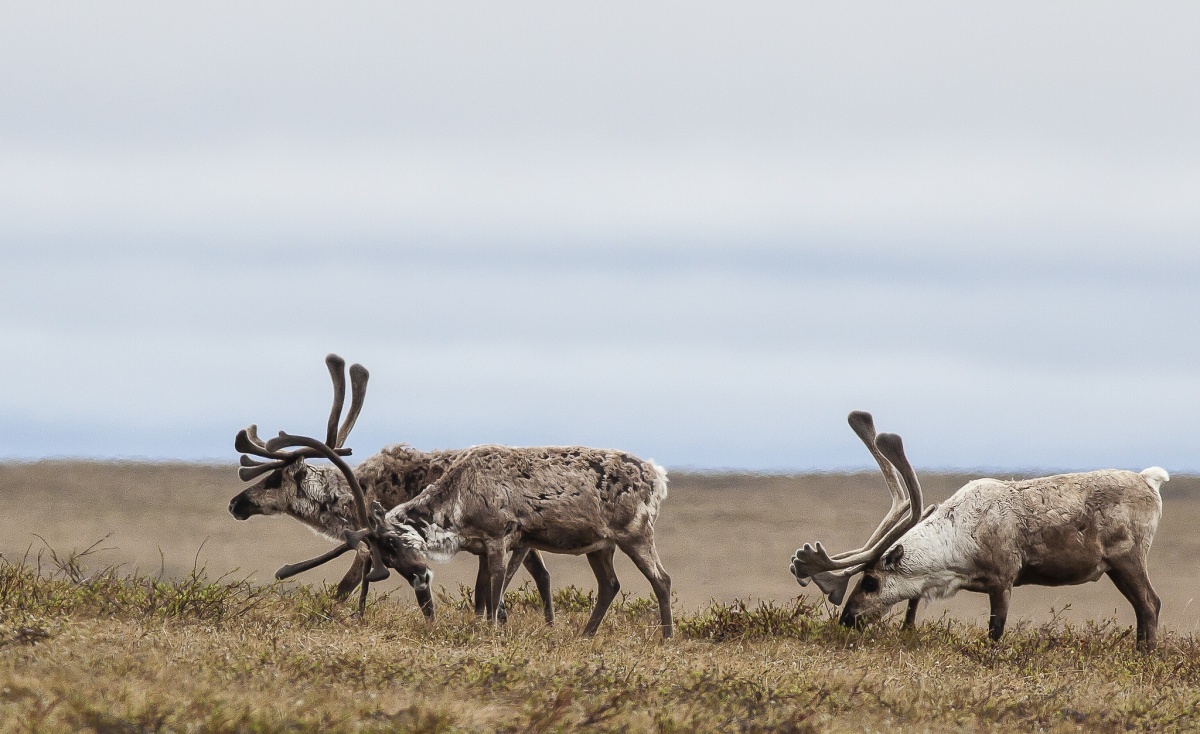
top-left (229, 355), bottom-right (1169, 649)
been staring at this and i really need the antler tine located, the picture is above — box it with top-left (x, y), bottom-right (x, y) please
top-left (841, 411), bottom-right (912, 553)
top-left (263, 433), bottom-right (353, 459)
top-left (875, 432), bottom-right (924, 525)
top-left (235, 425), bottom-right (293, 460)
top-left (239, 462), bottom-right (288, 482)
top-left (275, 528), bottom-right (372, 580)
top-left (812, 569), bottom-right (858, 605)
top-left (238, 454), bottom-right (291, 469)
top-left (324, 354), bottom-right (347, 448)
top-left (792, 507), bottom-right (914, 579)
top-left (335, 363), bottom-right (369, 448)
top-left (791, 412), bottom-right (918, 585)
top-left (246, 424), bottom-right (268, 450)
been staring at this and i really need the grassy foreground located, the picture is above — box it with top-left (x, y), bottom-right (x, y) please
top-left (2, 554), bottom-right (1199, 733)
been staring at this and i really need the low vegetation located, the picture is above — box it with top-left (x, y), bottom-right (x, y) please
top-left (2, 548), bottom-right (1199, 733)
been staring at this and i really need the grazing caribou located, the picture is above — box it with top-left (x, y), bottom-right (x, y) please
top-left (791, 411), bottom-right (1168, 650)
top-left (282, 440), bottom-right (675, 637)
top-left (384, 444), bottom-right (674, 637)
top-left (228, 354), bottom-right (553, 621)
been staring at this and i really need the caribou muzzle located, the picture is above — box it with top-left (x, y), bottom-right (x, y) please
top-left (838, 609), bottom-right (865, 629)
top-left (228, 492), bottom-right (262, 521)
top-left (411, 568), bottom-right (433, 592)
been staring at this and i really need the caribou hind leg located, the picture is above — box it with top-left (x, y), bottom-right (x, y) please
top-left (1107, 558), bottom-right (1161, 651)
top-left (619, 537), bottom-right (673, 638)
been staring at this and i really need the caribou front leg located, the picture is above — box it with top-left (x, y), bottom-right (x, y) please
top-left (987, 586), bottom-right (1011, 642)
top-left (472, 555), bottom-right (490, 618)
top-left (484, 538), bottom-right (508, 624)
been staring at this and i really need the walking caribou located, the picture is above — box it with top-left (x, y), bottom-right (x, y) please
top-left (228, 354), bottom-right (553, 621)
top-left (265, 426), bottom-right (675, 636)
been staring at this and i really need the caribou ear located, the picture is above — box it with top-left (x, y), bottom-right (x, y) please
top-left (811, 571), bottom-right (853, 605)
top-left (882, 544), bottom-right (904, 569)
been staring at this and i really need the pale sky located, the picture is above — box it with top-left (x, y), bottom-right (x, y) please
top-left (2, 3), bottom-right (1198, 470)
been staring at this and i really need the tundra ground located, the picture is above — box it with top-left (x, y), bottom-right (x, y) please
top-left (2, 462), bottom-right (1199, 731)
top-left (3, 560), bottom-right (1200, 733)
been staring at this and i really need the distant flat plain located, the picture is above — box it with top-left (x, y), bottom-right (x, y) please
top-left (3, 461), bottom-right (1198, 634)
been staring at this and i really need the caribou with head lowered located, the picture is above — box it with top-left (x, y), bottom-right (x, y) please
top-left (228, 354), bottom-right (553, 621)
top-left (243, 358), bottom-right (675, 637)
top-left (791, 411), bottom-right (1168, 650)
top-left (383, 443), bottom-right (674, 637)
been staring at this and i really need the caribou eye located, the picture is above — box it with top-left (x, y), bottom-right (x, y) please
top-left (263, 470), bottom-right (283, 490)
top-left (861, 575), bottom-right (880, 594)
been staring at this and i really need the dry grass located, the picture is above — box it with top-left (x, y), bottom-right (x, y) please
top-left (3, 554), bottom-right (1200, 733)
top-left (3, 462), bottom-right (1200, 731)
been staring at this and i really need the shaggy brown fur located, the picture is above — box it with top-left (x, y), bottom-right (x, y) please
top-left (228, 445), bottom-right (553, 619)
top-left (386, 444), bottom-right (674, 637)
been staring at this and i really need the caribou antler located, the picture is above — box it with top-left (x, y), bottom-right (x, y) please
top-left (338, 363), bottom-right (369, 449)
top-left (324, 354), bottom-right (347, 449)
top-left (319, 354), bottom-right (370, 450)
top-left (835, 412), bottom-right (912, 557)
top-left (875, 432), bottom-right (923, 525)
top-left (234, 355), bottom-right (364, 479)
top-left (790, 412), bottom-right (923, 603)
top-left (268, 432), bottom-right (390, 584)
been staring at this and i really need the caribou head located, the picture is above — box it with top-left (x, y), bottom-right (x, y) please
top-left (228, 354), bottom-right (367, 523)
top-left (790, 411), bottom-right (924, 628)
top-left (229, 353), bottom-right (435, 618)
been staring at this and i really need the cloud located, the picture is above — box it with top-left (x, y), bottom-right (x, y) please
top-left (1, 3), bottom-right (1197, 468)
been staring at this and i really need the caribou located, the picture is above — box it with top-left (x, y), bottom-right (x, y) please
top-left (283, 439), bottom-right (675, 637)
top-left (791, 411), bottom-right (1168, 650)
top-left (384, 444), bottom-right (674, 637)
top-left (229, 354), bottom-right (553, 621)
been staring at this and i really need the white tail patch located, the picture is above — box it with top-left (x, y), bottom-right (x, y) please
top-left (1140, 466), bottom-right (1170, 492)
top-left (650, 461), bottom-right (669, 502)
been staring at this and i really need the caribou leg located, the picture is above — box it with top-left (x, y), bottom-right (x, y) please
top-left (492, 548), bottom-right (535, 624)
top-left (522, 550), bottom-right (555, 623)
top-left (485, 548), bottom-right (555, 624)
top-left (484, 539), bottom-right (508, 624)
top-left (582, 548), bottom-right (621, 636)
top-left (987, 586), bottom-right (1011, 642)
top-left (619, 537), bottom-right (674, 638)
top-left (357, 558), bottom-right (371, 618)
top-left (472, 555), bottom-right (490, 617)
top-left (1107, 558), bottom-right (1161, 651)
top-left (903, 598), bottom-right (919, 628)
